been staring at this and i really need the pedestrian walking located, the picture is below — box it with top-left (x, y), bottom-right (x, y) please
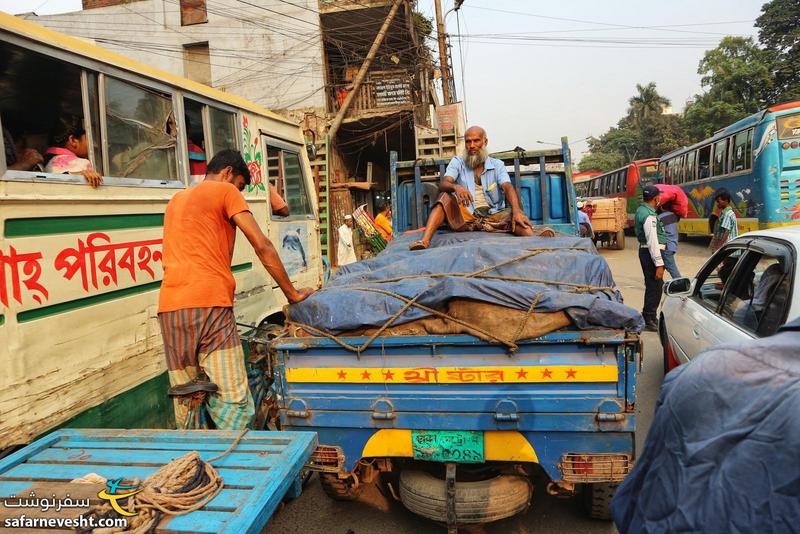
top-left (657, 206), bottom-right (681, 278)
top-left (635, 185), bottom-right (666, 331)
top-left (337, 214), bottom-right (357, 266)
top-left (710, 188), bottom-right (738, 253)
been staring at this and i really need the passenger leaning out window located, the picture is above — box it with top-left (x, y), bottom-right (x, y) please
top-left (44, 114), bottom-right (102, 188)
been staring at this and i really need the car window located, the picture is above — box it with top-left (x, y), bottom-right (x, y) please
top-left (721, 252), bottom-right (791, 337)
top-left (693, 247), bottom-right (746, 311)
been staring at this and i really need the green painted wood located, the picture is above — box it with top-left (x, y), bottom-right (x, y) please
top-left (57, 373), bottom-right (174, 432)
top-left (5, 214), bottom-right (165, 238)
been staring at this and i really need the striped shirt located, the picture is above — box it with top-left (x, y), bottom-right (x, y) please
top-left (717, 206), bottom-right (738, 243)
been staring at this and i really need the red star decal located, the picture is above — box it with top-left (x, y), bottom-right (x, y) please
top-left (541, 368), bottom-right (553, 379)
top-left (565, 368), bottom-right (577, 379)
top-left (383, 370), bottom-right (395, 380)
top-left (337, 370), bottom-right (347, 380)
top-left (516, 368), bottom-right (528, 379)
top-left (361, 370), bottom-right (372, 380)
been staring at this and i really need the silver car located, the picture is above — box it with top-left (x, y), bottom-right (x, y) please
top-left (659, 227), bottom-right (800, 373)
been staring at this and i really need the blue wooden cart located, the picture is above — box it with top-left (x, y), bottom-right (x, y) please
top-left (0, 429), bottom-right (316, 533)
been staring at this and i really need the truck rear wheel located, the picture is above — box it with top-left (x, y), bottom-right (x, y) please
top-left (399, 470), bottom-right (531, 524)
top-left (584, 482), bottom-right (618, 520)
top-left (319, 472), bottom-right (363, 501)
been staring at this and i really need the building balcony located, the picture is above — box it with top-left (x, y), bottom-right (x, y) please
top-left (330, 70), bottom-right (416, 122)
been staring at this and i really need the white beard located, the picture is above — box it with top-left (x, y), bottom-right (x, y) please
top-left (463, 147), bottom-right (488, 169)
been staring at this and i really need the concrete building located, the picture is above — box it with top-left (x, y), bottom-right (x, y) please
top-left (22, 0), bottom-right (326, 112)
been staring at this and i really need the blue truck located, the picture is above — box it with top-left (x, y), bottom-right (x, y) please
top-left (270, 142), bottom-right (642, 529)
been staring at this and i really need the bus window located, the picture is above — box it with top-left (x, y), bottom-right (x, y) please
top-left (618, 169), bottom-right (627, 193)
top-left (713, 140), bottom-right (727, 176)
top-left (104, 77), bottom-right (178, 181)
top-left (698, 145), bottom-right (711, 179)
top-left (0, 41), bottom-right (92, 176)
top-left (267, 143), bottom-right (313, 217)
top-left (184, 99), bottom-right (207, 183)
top-left (732, 130), bottom-right (750, 172)
top-left (685, 150), bottom-right (696, 183)
top-left (208, 107), bottom-right (238, 153)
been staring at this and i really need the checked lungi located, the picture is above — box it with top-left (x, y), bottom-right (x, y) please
top-left (158, 307), bottom-right (254, 429)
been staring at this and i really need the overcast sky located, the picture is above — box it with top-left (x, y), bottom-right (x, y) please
top-left (1, 0), bottom-right (765, 155)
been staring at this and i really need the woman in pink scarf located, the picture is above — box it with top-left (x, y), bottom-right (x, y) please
top-left (44, 114), bottom-right (102, 187)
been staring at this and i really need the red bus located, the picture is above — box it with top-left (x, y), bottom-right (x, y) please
top-left (572, 170), bottom-right (601, 183)
top-left (574, 158), bottom-right (660, 227)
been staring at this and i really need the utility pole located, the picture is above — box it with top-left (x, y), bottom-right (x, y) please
top-left (434, 0), bottom-right (452, 105)
top-left (327, 0), bottom-right (404, 142)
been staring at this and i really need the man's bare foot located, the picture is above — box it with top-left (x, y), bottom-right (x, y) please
top-left (409, 239), bottom-right (429, 251)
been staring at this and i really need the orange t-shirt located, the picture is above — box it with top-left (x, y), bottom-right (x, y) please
top-left (158, 181), bottom-right (250, 313)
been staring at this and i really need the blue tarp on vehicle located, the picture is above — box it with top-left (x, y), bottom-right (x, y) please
top-left (611, 319), bottom-right (800, 533)
top-left (289, 231), bottom-right (644, 333)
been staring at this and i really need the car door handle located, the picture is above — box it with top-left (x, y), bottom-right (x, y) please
top-left (692, 326), bottom-right (701, 339)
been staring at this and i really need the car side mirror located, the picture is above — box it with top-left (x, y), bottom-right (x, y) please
top-left (664, 277), bottom-right (691, 295)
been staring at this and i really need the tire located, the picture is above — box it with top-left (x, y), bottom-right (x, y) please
top-left (584, 482), bottom-right (618, 520)
top-left (659, 315), bottom-right (679, 375)
top-left (399, 470), bottom-right (532, 524)
top-left (613, 229), bottom-right (626, 250)
top-left (319, 472), bottom-right (363, 501)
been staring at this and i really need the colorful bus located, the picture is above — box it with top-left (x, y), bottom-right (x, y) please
top-left (0, 12), bottom-right (322, 451)
top-left (573, 159), bottom-right (660, 227)
top-left (659, 101), bottom-right (800, 236)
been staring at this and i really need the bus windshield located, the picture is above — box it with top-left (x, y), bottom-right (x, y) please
top-left (637, 163), bottom-right (659, 183)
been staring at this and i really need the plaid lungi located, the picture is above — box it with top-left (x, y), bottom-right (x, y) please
top-left (158, 307), bottom-right (254, 429)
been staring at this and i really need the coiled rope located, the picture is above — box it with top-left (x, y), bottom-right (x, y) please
top-left (81, 430), bottom-right (248, 534)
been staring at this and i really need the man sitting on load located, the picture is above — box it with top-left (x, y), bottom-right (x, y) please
top-left (409, 125), bottom-right (534, 250)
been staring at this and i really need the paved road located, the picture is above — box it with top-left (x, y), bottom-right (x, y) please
top-left (267, 238), bottom-right (712, 534)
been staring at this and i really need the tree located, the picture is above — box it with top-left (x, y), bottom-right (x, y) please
top-left (683, 98), bottom-right (750, 140)
top-left (697, 36), bottom-right (772, 107)
top-left (756, 0), bottom-right (800, 102)
top-left (578, 151), bottom-right (624, 173)
top-left (627, 82), bottom-right (671, 129)
top-left (682, 36), bottom-right (773, 140)
top-left (638, 114), bottom-right (688, 157)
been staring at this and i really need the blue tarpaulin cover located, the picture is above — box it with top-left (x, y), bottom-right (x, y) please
top-left (611, 319), bottom-right (800, 533)
top-left (289, 231), bottom-right (644, 333)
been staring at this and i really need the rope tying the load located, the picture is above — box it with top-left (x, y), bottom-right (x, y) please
top-left (80, 430), bottom-right (248, 534)
top-left (287, 246), bottom-right (620, 355)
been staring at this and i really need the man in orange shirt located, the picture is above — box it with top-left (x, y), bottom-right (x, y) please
top-left (158, 149), bottom-right (314, 429)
